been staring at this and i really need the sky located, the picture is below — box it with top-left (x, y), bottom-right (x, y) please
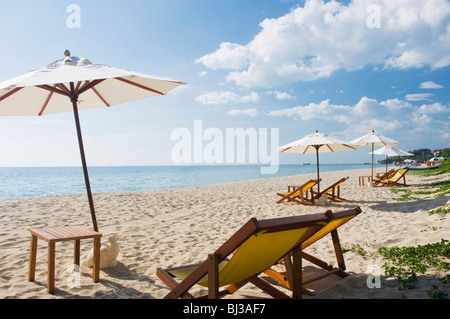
top-left (0, 0), bottom-right (449, 167)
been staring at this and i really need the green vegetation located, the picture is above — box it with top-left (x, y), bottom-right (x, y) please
top-left (390, 188), bottom-right (422, 201)
top-left (378, 239), bottom-right (450, 290)
top-left (342, 243), bottom-right (370, 256)
top-left (379, 148), bottom-right (449, 165)
top-left (410, 160), bottom-right (450, 177)
top-left (428, 204), bottom-right (450, 216)
top-left (390, 159), bottom-right (450, 200)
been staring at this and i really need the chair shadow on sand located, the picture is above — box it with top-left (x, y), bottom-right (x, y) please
top-left (368, 194), bottom-right (449, 213)
top-left (55, 261), bottom-right (165, 298)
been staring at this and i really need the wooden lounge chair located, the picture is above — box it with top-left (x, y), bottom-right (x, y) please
top-left (378, 168), bottom-right (409, 187)
top-left (276, 179), bottom-right (319, 204)
top-left (264, 207), bottom-right (362, 296)
top-left (156, 210), bottom-right (360, 299)
top-left (313, 177), bottom-right (349, 202)
top-left (372, 169), bottom-right (396, 186)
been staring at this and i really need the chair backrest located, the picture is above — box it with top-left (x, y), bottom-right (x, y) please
top-left (389, 169), bottom-right (408, 182)
top-left (303, 180), bottom-right (318, 192)
top-left (289, 179), bottom-right (318, 198)
top-left (322, 177), bottom-right (348, 194)
top-left (301, 208), bottom-right (361, 248)
top-left (200, 207), bottom-right (361, 287)
top-left (376, 169), bottom-right (396, 180)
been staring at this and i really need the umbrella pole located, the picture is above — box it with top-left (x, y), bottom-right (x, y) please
top-left (371, 143), bottom-right (374, 180)
top-left (314, 145), bottom-right (321, 197)
top-left (386, 155), bottom-right (388, 173)
top-left (70, 92), bottom-right (99, 232)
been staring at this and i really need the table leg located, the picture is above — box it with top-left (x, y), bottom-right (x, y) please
top-left (48, 242), bottom-right (55, 294)
top-left (28, 235), bottom-right (37, 282)
top-left (93, 237), bottom-right (101, 283)
top-left (74, 239), bottom-right (80, 266)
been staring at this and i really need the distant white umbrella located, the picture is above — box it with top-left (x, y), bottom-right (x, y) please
top-left (370, 145), bottom-right (413, 171)
top-left (0, 50), bottom-right (186, 231)
top-left (351, 130), bottom-right (399, 180)
top-left (279, 130), bottom-right (358, 193)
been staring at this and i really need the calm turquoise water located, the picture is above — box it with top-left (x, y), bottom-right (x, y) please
top-left (0, 164), bottom-right (384, 200)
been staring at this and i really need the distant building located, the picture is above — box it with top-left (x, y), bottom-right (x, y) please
top-left (431, 150), bottom-right (440, 156)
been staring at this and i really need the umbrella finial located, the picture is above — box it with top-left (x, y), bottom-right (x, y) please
top-left (315, 130), bottom-right (318, 133)
top-left (63, 50), bottom-right (73, 65)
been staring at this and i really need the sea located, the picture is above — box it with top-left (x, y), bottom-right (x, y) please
top-left (0, 164), bottom-right (385, 200)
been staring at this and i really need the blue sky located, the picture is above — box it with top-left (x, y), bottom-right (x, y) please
top-left (0, 0), bottom-right (449, 167)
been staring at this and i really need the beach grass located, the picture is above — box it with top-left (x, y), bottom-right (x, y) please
top-left (390, 161), bottom-right (450, 201)
top-left (378, 239), bottom-right (450, 292)
top-left (410, 159), bottom-right (450, 176)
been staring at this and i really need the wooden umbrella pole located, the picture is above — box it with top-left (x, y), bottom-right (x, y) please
top-left (315, 145), bottom-right (321, 194)
top-left (70, 83), bottom-right (99, 232)
top-left (371, 143), bottom-right (374, 180)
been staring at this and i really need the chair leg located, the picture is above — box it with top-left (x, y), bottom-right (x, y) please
top-left (208, 254), bottom-right (219, 299)
top-left (291, 245), bottom-right (303, 299)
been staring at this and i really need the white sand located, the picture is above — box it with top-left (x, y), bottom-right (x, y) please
top-left (0, 167), bottom-right (448, 299)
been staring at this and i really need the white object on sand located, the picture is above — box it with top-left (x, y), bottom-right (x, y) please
top-left (86, 235), bottom-right (120, 269)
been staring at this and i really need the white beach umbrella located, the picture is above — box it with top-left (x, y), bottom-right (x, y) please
top-left (370, 145), bottom-right (413, 171)
top-left (0, 50), bottom-right (186, 231)
top-left (351, 130), bottom-right (399, 180)
top-left (279, 130), bottom-right (358, 193)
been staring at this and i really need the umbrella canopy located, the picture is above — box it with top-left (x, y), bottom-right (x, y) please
top-left (371, 145), bottom-right (413, 157)
top-left (279, 130), bottom-right (358, 193)
top-left (0, 50), bottom-right (186, 231)
top-left (351, 130), bottom-right (399, 179)
top-left (370, 145), bottom-right (413, 171)
top-left (0, 51), bottom-right (185, 115)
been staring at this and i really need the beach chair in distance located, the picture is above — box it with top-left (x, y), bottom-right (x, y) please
top-left (156, 213), bottom-right (336, 299)
top-left (276, 179), bottom-right (319, 204)
top-left (378, 168), bottom-right (409, 187)
top-left (372, 169), bottom-right (396, 186)
top-left (264, 207), bottom-right (362, 296)
top-left (313, 177), bottom-right (349, 202)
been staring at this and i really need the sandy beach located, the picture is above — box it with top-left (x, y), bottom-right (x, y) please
top-left (0, 167), bottom-right (448, 299)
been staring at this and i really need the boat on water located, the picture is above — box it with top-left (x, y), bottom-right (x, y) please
top-left (405, 165), bottom-right (439, 171)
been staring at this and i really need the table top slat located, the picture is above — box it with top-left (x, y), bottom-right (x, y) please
top-left (30, 226), bottom-right (101, 242)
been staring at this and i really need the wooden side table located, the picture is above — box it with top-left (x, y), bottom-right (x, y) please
top-left (28, 225), bottom-right (102, 294)
top-left (358, 176), bottom-right (372, 186)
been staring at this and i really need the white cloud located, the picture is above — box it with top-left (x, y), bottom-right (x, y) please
top-left (196, 0), bottom-right (450, 88)
top-left (267, 90), bottom-right (296, 100)
top-left (411, 113), bottom-right (433, 125)
top-left (268, 99), bottom-right (352, 123)
top-left (417, 102), bottom-right (448, 114)
top-left (198, 71), bottom-right (207, 77)
top-left (196, 42), bottom-right (249, 70)
top-left (195, 91), bottom-right (259, 105)
top-left (380, 98), bottom-right (413, 110)
top-left (268, 96), bottom-right (449, 144)
top-left (419, 81), bottom-right (444, 89)
top-left (227, 108), bottom-right (258, 117)
top-left (405, 93), bottom-right (434, 101)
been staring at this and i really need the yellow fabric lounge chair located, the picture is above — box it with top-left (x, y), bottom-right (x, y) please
top-left (276, 179), bottom-right (319, 204)
top-left (264, 207), bottom-right (362, 296)
top-left (372, 169), bottom-right (396, 186)
top-left (313, 177), bottom-right (349, 202)
top-left (378, 168), bottom-right (409, 187)
top-left (156, 207), bottom-right (362, 299)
